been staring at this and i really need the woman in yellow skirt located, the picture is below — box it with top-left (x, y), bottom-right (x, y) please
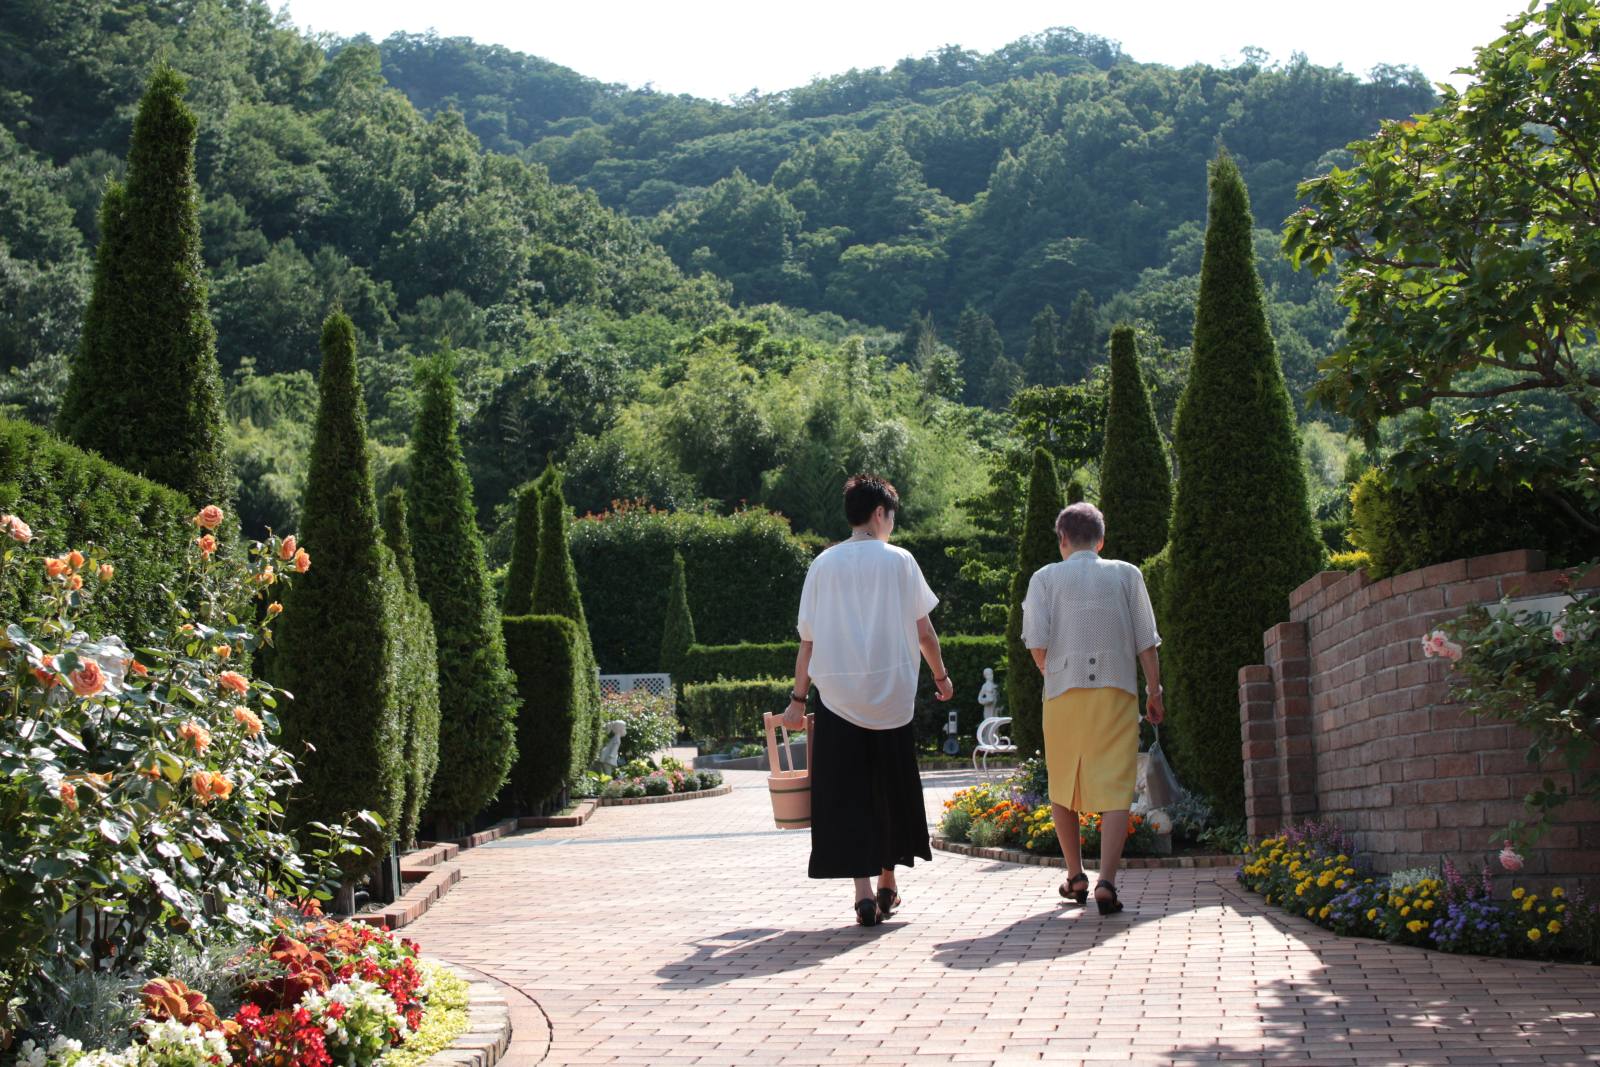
top-left (1021, 503), bottom-right (1164, 915)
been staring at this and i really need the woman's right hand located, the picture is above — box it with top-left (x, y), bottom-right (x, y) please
top-left (781, 699), bottom-right (807, 731)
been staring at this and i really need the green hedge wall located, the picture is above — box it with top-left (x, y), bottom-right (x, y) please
top-left (502, 614), bottom-right (587, 812)
top-left (893, 531), bottom-right (1009, 636)
top-left (680, 678), bottom-right (792, 743)
top-left (678, 635), bottom-right (1008, 746)
top-left (569, 507), bottom-right (812, 672)
top-left (0, 417), bottom-right (193, 641)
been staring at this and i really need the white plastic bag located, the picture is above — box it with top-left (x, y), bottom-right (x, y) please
top-left (1143, 722), bottom-right (1182, 809)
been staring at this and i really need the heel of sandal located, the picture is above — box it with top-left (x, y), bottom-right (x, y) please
top-left (855, 898), bottom-right (881, 927)
top-left (1094, 879), bottom-right (1123, 916)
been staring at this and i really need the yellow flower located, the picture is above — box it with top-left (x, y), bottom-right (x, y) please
top-left (1422, 900), bottom-right (1434, 911)
top-left (1523, 897), bottom-right (1537, 912)
top-left (1366, 908), bottom-right (1378, 921)
top-left (1538, 906), bottom-right (1547, 915)
top-left (1556, 904), bottom-right (1567, 914)
top-left (1319, 906), bottom-right (1331, 920)
top-left (1527, 928), bottom-right (1542, 942)
top-left (1511, 887), bottom-right (1526, 900)
top-left (1551, 886), bottom-right (1565, 899)
top-left (1548, 920), bottom-right (1562, 935)
top-left (1401, 906), bottom-right (1411, 917)
top-left (1406, 920), bottom-right (1426, 934)
top-left (1335, 880), bottom-right (1346, 890)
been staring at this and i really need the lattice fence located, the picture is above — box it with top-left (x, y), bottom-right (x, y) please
top-left (599, 673), bottom-right (673, 699)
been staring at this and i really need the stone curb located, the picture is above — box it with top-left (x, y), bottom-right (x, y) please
top-left (932, 835), bottom-right (1243, 870)
top-left (518, 798), bottom-right (599, 828)
top-left (421, 961), bottom-right (512, 1067)
top-left (599, 782), bottom-right (733, 806)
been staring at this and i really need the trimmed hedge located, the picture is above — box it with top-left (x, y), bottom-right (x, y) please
top-left (659, 550), bottom-right (695, 680)
top-left (681, 678), bottom-right (792, 743)
top-left (531, 474), bottom-right (601, 771)
top-left (1349, 467), bottom-right (1590, 579)
top-left (502, 614), bottom-right (585, 811)
top-left (678, 642), bottom-right (796, 686)
top-left (0, 417), bottom-right (193, 641)
top-left (382, 489), bottom-right (441, 850)
top-left (569, 506), bottom-right (812, 671)
top-left (1005, 448), bottom-right (1062, 758)
top-left (501, 482), bottom-right (540, 615)
top-left (893, 531), bottom-right (1009, 635)
top-left (1098, 324), bottom-right (1171, 566)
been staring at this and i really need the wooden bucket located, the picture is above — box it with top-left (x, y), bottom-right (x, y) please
top-left (763, 711), bottom-right (812, 830)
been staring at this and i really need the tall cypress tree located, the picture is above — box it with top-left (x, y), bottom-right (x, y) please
top-left (531, 473), bottom-right (601, 770)
top-left (1167, 152), bottom-right (1322, 816)
top-left (273, 312), bottom-right (403, 868)
top-left (407, 355), bottom-right (519, 830)
top-left (659, 550), bottom-right (695, 678)
top-left (381, 488), bottom-right (441, 849)
top-left (1098, 324), bottom-right (1172, 566)
top-left (502, 482), bottom-right (542, 616)
top-left (1023, 305), bottom-right (1062, 387)
top-left (1060, 290), bottom-right (1098, 384)
top-left (58, 66), bottom-right (229, 506)
top-left (1004, 447), bottom-right (1063, 757)
top-left (954, 306), bottom-right (1003, 405)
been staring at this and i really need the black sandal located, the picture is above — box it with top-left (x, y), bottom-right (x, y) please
top-left (855, 898), bottom-right (881, 927)
top-left (1094, 879), bottom-right (1124, 916)
top-left (876, 887), bottom-right (901, 917)
top-left (1059, 872), bottom-right (1090, 905)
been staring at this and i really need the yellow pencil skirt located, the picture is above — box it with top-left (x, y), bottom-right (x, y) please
top-left (1043, 687), bottom-right (1139, 813)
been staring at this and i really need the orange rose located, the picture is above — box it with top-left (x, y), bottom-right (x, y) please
top-left (195, 535), bottom-right (217, 558)
top-left (191, 771), bottom-right (233, 804)
top-left (213, 644), bottom-right (231, 660)
top-left (67, 550), bottom-right (85, 569)
top-left (267, 602), bottom-right (283, 616)
top-left (1, 514), bottom-right (32, 542)
top-left (130, 660), bottom-right (149, 678)
top-left (279, 535), bottom-right (297, 561)
top-left (218, 671), bottom-right (248, 695)
top-left (292, 548), bottom-right (311, 574)
top-left (59, 781), bottom-right (78, 811)
top-left (178, 720), bottom-right (211, 753)
top-left (257, 566), bottom-right (276, 585)
top-left (99, 563), bottom-right (115, 582)
top-left (233, 706), bottom-right (263, 736)
top-left (67, 574), bottom-right (83, 591)
top-left (193, 505), bottom-right (225, 531)
top-left (45, 556), bottom-right (69, 578)
top-left (69, 659), bottom-right (104, 697)
top-left (32, 653), bottom-right (57, 689)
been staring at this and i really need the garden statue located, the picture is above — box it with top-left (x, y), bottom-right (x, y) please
top-left (977, 667), bottom-right (998, 719)
top-left (597, 719), bottom-right (627, 772)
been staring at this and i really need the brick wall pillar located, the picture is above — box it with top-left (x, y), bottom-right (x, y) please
top-left (1239, 664), bottom-right (1280, 839)
top-left (1264, 620), bottom-right (1317, 828)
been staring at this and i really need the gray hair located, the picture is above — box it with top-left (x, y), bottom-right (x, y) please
top-left (1055, 502), bottom-right (1105, 548)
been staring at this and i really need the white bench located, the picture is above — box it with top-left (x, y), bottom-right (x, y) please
top-left (972, 716), bottom-right (1016, 772)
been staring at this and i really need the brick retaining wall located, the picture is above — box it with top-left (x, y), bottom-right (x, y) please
top-left (1239, 549), bottom-right (1599, 887)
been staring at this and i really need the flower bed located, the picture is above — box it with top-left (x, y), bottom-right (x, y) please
top-left (572, 756), bottom-right (723, 800)
top-left (12, 920), bottom-right (468, 1067)
top-left (1239, 821), bottom-right (1600, 964)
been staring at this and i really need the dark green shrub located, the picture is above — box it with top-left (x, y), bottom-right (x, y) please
top-left (271, 312), bottom-right (403, 868)
top-left (659, 550), bottom-right (695, 679)
top-left (502, 613), bottom-right (583, 811)
top-left (680, 678), bottom-right (791, 742)
top-left (642, 775), bottom-right (671, 797)
top-left (407, 355), bottom-right (520, 828)
top-left (893, 530), bottom-right (1010, 635)
top-left (381, 488), bottom-right (441, 849)
top-left (57, 66), bottom-right (230, 507)
top-left (501, 482), bottom-right (540, 615)
top-left (532, 475), bottom-right (601, 771)
top-left (678, 642), bottom-right (796, 686)
top-left (1098, 324), bottom-right (1171, 565)
top-left (0, 417), bottom-right (192, 641)
top-left (1005, 448), bottom-right (1062, 757)
top-left (1349, 467), bottom-right (1589, 579)
top-left (1166, 153), bottom-right (1323, 817)
top-left (569, 506), bottom-right (811, 671)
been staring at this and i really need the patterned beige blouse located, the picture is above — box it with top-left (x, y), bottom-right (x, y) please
top-left (1020, 549), bottom-right (1161, 700)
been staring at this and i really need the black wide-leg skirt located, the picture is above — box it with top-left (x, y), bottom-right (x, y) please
top-left (807, 701), bottom-right (932, 879)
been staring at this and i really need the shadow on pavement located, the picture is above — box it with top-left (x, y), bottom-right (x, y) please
top-left (657, 922), bottom-right (899, 988)
top-left (931, 904), bottom-right (1158, 969)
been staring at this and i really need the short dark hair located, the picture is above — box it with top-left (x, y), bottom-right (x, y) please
top-left (843, 473), bottom-right (899, 526)
top-left (1055, 502), bottom-right (1105, 548)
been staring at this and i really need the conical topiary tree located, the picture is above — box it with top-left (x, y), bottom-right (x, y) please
top-left (659, 550), bottom-right (695, 678)
top-left (1166, 151), bottom-right (1322, 817)
top-left (502, 482), bottom-right (542, 616)
top-left (381, 488), bottom-right (441, 850)
top-left (1098, 325), bottom-right (1171, 566)
top-left (1005, 447), bottom-right (1063, 757)
top-left (1023, 305), bottom-right (1062, 388)
top-left (58, 66), bottom-right (229, 506)
top-left (407, 354), bottom-right (519, 832)
top-left (272, 312), bottom-right (404, 870)
top-left (532, 472), bottom-right (601, 771)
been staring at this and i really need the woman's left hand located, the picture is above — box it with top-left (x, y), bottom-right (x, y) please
top-left (934, 674), bottom-right (954, 701)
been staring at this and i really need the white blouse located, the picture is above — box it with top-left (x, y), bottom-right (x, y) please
top-left (797, 539), bottom-right (939, 730)
top-left (1021, 550), bottom-right (1161, 701)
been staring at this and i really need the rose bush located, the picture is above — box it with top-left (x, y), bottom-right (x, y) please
top-left (0, 508), bottom-right (369, 1043)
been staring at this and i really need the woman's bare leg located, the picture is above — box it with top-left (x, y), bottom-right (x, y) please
top-left (877, 867), bottom-right (896, 892)
top-left (1051, 803), bottom-right (1083, 877)
top-left (1097, 809), bottom-right (1131, 894)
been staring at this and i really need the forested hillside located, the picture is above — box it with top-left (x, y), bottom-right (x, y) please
top-left (0, 1), bottom-right (1427, 554)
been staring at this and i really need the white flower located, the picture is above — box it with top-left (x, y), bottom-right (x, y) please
top-left (49, 1038), bottom-right (83, 1057)
top-left (20, 1039), bottom-right (48, 1067)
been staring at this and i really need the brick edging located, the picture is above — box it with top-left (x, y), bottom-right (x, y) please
top-left (599, 782), bottom-right (733, 807)
top-left (920, 760), bottom-right (1019, 772)
top-left (422, 961), bottom-right (512, 1067)
top-left (519, 799), bottom-right (599, 828)
top-left (931, 835), bottom-right (1242, 870)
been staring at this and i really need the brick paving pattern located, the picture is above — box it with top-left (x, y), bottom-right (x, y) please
top-left (410, 768), bottom-right (1600, 1066)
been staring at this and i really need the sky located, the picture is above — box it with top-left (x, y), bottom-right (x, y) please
top-left (278, 0), bottom-right (1527, 100)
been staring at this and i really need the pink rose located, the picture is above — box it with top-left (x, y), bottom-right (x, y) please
top-left (218, 671), bottom-right (249, 695)
top-left (278, 535), bottom-right (297, 561)
top-left (1, 514), bottom-right (32, 542)
top-left (69, 659), bottom-right (105, 698)
top-left (192, 505), bottom-right (225, 531)
top-left (1552, 622), bottom-right (1568, 644)
top-left (1499, 841), bottom-right (1524, 872)
top-left (1441, 641), bottom-right (1464, 663)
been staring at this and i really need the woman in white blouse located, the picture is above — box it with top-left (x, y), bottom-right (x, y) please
top-left (783, 474), bottom-right (954, 927)
top-left (1022, 502), bottom-right (1164, 915)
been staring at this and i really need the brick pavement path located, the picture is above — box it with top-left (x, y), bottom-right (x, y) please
top-left (410, 768), bottom-right (1600, 1066)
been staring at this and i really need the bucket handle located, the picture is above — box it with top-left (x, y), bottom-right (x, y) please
top-left (763, 711), bottom-right (814, 773)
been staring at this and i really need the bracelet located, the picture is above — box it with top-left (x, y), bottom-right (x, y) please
top-left (790, 692), bottom-right (807, 704)
top-left (935, 674), bottom-right (949, 683)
